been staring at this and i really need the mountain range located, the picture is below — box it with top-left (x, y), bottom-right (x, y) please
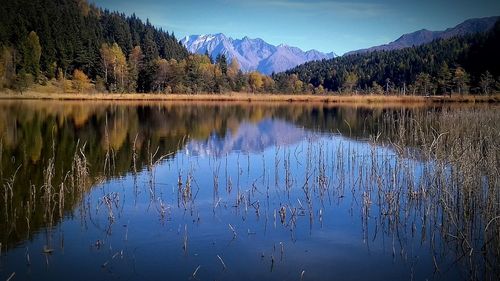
top-left (180, 34), bottom-right (336, 75)
top-left (346, 16), bottom-right (499, 55)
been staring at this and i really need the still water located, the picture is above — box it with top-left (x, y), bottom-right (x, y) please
top-left (0, 100), bottom-right (498, 281)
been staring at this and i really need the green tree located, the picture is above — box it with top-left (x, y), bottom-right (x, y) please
top-left (437, 62), bottom-right (452, 95)
top-left (234, 70), bottom-right (247, 92)
top-left (414, 72), bottom-right (433, 96)
top-left (370, 81), bottom-right (384, 95)
top-left (343, 72), bottom-right (358, 93)
top-left (127, 46), bottom-right (143, 92)
top-left (22, 31), bottom-right (42, 79)
top-left (216, 54), bottom-right (228, 76)
top-left (14, 69), bottom-right (33, 94)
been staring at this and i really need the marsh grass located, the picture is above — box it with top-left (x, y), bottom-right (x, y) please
top-left (0, 104), bottom-right (498, 280)
top-left (3, 90), bottom-right (500, 104)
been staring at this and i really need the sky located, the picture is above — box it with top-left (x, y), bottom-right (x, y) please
top-left (91, 0), bottom-right (500, 55)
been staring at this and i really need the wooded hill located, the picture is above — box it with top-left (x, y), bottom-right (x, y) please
top-left (0, 0), bottom-right (188, 92)
top-left (0, 0), bottom-right (499, 95)
top-left (274, 20), bottom-right (500, 95)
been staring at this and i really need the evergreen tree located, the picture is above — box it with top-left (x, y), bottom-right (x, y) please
top-left (22, 31), bottom-right (42, 79)
top-left (278, 20), bottom-right (500, 95)
top-left (437, 63), bottom-right (452, 95)
top-left (414, 73), bottom-right (433, 96)
top-left (127, 46), bottom-right (143, 92)
top-left (216, 54), bottom-right (228, 76)
top-left (0, 0), bottom-right (189, 92)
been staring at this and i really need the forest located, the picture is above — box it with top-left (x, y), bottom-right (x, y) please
top-left (0, 0), bottom-right (499, 95)
top-left (276, 20), bottom-right (500, 95)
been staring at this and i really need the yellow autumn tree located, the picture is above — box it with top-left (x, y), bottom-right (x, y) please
top-left (248, 71), bottom-right (263, 93)
top-left (262, 75), bottom-right (276, 93)
top-left (227, 58), bottom-right (240, 78)
top-left (100, 43), bottom-right (127, 92)
top-left (72, 69), bottom-right (91, 92)
top-left (0, 46), bottom-right (16, 89)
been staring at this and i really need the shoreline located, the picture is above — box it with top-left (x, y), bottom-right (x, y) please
top-left (1, 91), bottom-right (499, 103)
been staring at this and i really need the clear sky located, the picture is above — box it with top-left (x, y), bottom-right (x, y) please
top-left (91, 0), bottom-right (500, 55)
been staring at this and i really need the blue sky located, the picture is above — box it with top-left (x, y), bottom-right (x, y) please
top-left (91, 0), bottom-right (500, 54)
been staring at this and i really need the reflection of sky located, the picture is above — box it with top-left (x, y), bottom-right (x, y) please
top-left (1, 118), bottom-right (461, 280)
top-left (185, 118), bottom-right (314, 156)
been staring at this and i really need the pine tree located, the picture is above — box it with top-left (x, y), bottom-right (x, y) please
top-left (22, 31), bottom-right (42, 79)
top-left (216, 54), bottom-right (228, 75)
top-left (437, 63), bottom-right (452, 95)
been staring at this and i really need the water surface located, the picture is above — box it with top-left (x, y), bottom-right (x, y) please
top-left (0, 101), bottom-right (498, 281)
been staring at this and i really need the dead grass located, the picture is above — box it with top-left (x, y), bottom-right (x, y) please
top-left (1, 89), bottom-right (499, 104)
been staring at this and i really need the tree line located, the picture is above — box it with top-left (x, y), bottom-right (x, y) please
top-left (275, 20), bottom-right (500, 95)
top-left (1, 0), bottom-right (499, 95)
top-left (0, 0), bottom-right (187, 93)
top-left (0, 0), bottom-right (277, 94)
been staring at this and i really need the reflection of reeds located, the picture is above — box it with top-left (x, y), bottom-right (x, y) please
top-left (183, 224), bottom-right (188, 255)
top-left (217, 254), bottom-right (227, 270)
top-left (1, 104), bottom-right (498, 280)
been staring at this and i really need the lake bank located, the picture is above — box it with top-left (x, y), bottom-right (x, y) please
top-left (1, 91), bottom-right (499, 103)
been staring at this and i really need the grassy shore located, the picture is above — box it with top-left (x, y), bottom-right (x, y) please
top-left (1, 90), bottom-right (499, 104)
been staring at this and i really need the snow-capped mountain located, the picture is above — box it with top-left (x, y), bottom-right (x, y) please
top-left (180, 34), bottom-right (336, 74)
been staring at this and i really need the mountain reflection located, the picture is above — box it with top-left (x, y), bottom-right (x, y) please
top-left (1, 101), bottom-right (497, 250)
top-left (186, 119), bottom-right (310, 156)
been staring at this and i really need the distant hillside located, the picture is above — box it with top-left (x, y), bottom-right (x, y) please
top-left (181, 34), bottom-right (336, 74)
top-left (275, 19), bottom-right (500, 94)
top-left (346, 16), bottom-right (499, 55)
top-left (0, 0), bottom-right (188, 92)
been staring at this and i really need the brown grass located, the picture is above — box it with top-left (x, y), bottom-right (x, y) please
top-left (1, 89), bottom-right (499, 104)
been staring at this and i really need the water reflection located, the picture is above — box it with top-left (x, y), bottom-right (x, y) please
top-left (0, 101), bottom-right (498, 281)
top-left (186, 119), bottom-right (312, 156)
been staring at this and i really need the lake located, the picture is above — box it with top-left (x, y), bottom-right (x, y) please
top-left (0, 100), bottom-right (498, 281)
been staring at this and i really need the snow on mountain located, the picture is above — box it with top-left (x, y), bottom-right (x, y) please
top-left (180, 34), bottom-right (336, 75)
top-left (185, 119), bottom-right (313, 157)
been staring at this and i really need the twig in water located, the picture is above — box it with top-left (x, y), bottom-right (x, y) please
top-left (217, 254), bottom-right (227, 270)
top-left (183, 225), bottom-right (188, 253)
top-left (6, 272), bottom-right (15, 281)
top-left (25, 247), bottom-right (31, 266)
top-left (228, 224), bottom-right (237, 238)
top-left (279, 242), bottom-right (284, 260)
top-left (192, 265), bottom-right (201, 279)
